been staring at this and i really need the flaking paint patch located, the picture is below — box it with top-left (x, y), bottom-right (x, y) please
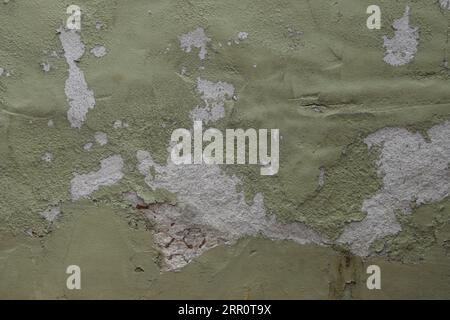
top-left (41, 152), bottom-right (53, 163)
top-left (0, 67), bottom-right (10, 77)
top-left (179, 27), bottom-right (211, 60)
top-left (135, 150), bottom-right (326, 271)
top-left (440, 0), bottom-right (450, 10)
top-left (338, 121), bottom-right (450, 256)
top-left (113, 120), bottom-right (128, 129)
top-left (1, 0), bottom-right (450, 299)
top-left (383, 6), bottom-right (419, 66)
top-left (83, 142), bottom-right (93, 151)
top-left (190, 78), bottom-right (235, 124)
top-left (94, 131), bottom-right (108, 146)
top-left (41, 61), bottom-right (51, 73)
top-left (70, 155), bottom-right (124, 201)
top-left (40, 206), bottom-right (60, 222)
top-left (231, 31), bottom-right (249, 44)
top-left (58, 27), bottom-right (96, 128)
top-left (318, 166), bottom-right (326, 189)
top-left (90, 45), bottom-right (107, 58)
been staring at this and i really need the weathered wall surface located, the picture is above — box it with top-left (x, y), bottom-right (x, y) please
top-left (1, 0), bottom-right (450, 299)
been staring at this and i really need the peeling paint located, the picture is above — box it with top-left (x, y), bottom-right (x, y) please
top-left (383, 6), bottom-right (419, 66)
top-left (70, 155), bottom-right (124, 201)
top-left (41, 152), bottom-right (53, 163)
top-left (41, 61), bottom-right (51, 72)
top-left (440, 0), bottom-right (450, 10)
top-left (179, 27), bottom-right (211, 60)
top-left (113, 120), bottom-right (128, 129)
top-left (90, 45), bottom-right (107, 58)
top-left (136, 150), bottom-right (326, 271)
top-left (58, 27), bottom-right (96, 128)
top-left (338, 122), bottom-right (450, 256)
top-left (190, 78), bottom-right (235, 123)
top-left (94, 131), bottom-right (108, 146)
top-left (40, 206), bottom-right (60, 222)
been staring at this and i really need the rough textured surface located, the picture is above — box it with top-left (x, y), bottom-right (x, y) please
top-left (190, 78), bottom-right (235, 123)
top-left (339, 122), bottom-right (450, 255)
top-left (1, 0), bottom-right (450, 299)
top-left (90, 45), bottom-right (107, 58)
top-left (58, 28), bottom-right (96, 128)
top-left (70, 155), bottom-right (124, 201)
top-left (136, 150), bottom-right (326, 271)
top-left (440, 0), bottom-right (450, 10)
top-left (383, 6), bottom-right (419, 66)
top-left (179, 27), bottom-right (211, 60)
top-left (40, 206), bottom-right (60, 222)
top-left (94, 131), bottom-right (108, 146)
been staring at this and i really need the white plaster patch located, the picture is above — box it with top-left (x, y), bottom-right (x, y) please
top-left (135, 150), bottom-right (326, 272)
top-left (58, 27), bottom-right (96, 129)
top-left (338, 121), bottom-right (450, 256)
top-left (94, 131), bottom-right (108, 146)
top-left (40, 206), bottom-right (60, 222)
top-left (70, 155), bottom-right (124, 201)
top-left (41, 152), bottom-right (53, 162)
top-left (190, 77), bottom-right (235, 124)
top-left (90, 45), bottom-right (107, 58)
top-left (318, 166), bottom-right (326, 188)
top-left (41, 61), bottom-right (51, 72)
top-left (232, 31), bottom-right (249, 44)
top-left (95, 21), bottom-right (103, 30)
top-left (113, 120), bottom-right (129, 129)
top-left (179, 27), bottom-right (211, 60)
top-left (0, 67), bottom-right (10, 77)
top-left (383, 6), bottom-right (419, 66)
top-left (237, 32), bottom-right (248, 40)
top-left (440, 0), bottom-right (450, 10)
top-left (83, 142), bottom-right (93, 151)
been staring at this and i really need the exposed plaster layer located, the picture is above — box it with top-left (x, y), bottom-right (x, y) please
top-left (41, 62), bottom-right (51, 72)
top-left (41, 152), bottom-right (53, 163)
top-left (230, 31), bottom-right (249, 45)
top-left (90, 45), bottom-right (107, 58)
top-left (40, 206), bottom-right (60, 222)
top-left (338, 122), bottom-right (450, 256)
top-left (383, 6), bottom-right (419, 66)
top-left (113, 120), bottom-right (128, 129)
top-left (83, 142), bottom-right (93, 151)
top-left (94, 131), bottom-right (108, 146)
top-left (318, 166), bottom-right (326, 189)
top-left (0, 67), bottom-right (10, 77)
top-left (70, 155), bottom-right (124, 201)
top-left (190, 78), bottom-right (235, 124)
top-left (136, 150), bottom-right (326, 271)
top-left (440, 0), bottom-right (450, 10)
top-left (58, 28), bottom-right (96, 128)
top-left (179, 27), bottom-right (211, 60)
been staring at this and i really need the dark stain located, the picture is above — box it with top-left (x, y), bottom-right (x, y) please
top-left (328, 249), bottom-right (363, 300)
